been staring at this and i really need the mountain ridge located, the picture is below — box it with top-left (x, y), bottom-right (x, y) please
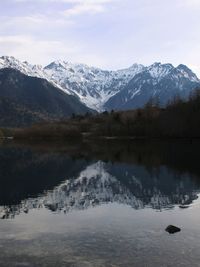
top-left (0, 56), bottom-right (199, 112)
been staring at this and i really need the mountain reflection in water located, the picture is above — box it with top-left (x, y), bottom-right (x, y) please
top-left (0, 140), bottom-right (200, 219)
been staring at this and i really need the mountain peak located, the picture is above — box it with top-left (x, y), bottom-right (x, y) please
top-left (177, 64), bottom-right (190, 70)
top-left (0, 56), bottom-right (20, 66)
top-left (45, 60), bottom-right (68, 70)
top-left (147, 62), bottom-right (174, 80)
top-left (0, 56), bottom-right (199, 112)
top-left (151, 62), bottom-right (162, 66)
top-left (175, 64), bottom-right (199, 82)
top-left (0, 56), bottom-right (73, 95)
top-left (45, 60), bottom-right (92, 71)
top-left (0, 55), bottom-right (16, 61)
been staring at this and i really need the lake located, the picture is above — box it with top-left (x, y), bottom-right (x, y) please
top-left (0, 140), bottom-right (200, 267)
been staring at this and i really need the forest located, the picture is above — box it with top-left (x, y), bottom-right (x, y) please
top-left (2, 89), bottom-right (200, 140)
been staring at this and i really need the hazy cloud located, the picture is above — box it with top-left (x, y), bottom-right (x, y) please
top-left (0, 0), bottom-right (200, 76)
top-left (0, 35), bottom-right (81, 64)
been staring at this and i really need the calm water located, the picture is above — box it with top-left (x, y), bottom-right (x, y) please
top-left (0, 140), bottom-right (200, 267)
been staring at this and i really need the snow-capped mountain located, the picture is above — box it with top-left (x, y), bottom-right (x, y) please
top-left (44, 61), bottom-right (145, 110)
top-left (0, 56), bottom-right (44, 78)
top-left (45, 61), bottom-right (200, 111)
top-left (105, 63), bottom-right (200, 110)
top-left (0, 56), bottom-right (199, 112)
top-left (0, 56), bottom-right (72, 95)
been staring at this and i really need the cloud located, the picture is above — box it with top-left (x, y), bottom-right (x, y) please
top-left (1, 0), bottom-right (200, 77)
top-left (62, 0), bottom-right (114, 17)
top-left (10, 0), bottom-right (114, 20)
top-left (0, 35), bottom-right (80, 65)
top-left (14, 0), bottom-right (112, 3)
top-left (178, 0), bottom-right (200, 9)
top-left (0, 14), bottom-right (73, 34)
top-left (0, 34), bottom-right (109, 68)
top-left (63, 3), bottom-right (104, 16)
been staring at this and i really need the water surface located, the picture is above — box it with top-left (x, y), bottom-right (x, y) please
top-left (0, 141), bottom-right (200, 267)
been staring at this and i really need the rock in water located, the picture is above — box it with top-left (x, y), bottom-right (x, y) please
top-left (165, 225), bottom-right (181, 234)
top-left (179, 205), bottom-right (189, 209)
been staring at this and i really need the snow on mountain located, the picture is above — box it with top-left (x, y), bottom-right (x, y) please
top-left (0, 56), bottom-right (199, 112)
top-left (104, 62), bottom-right (200, 110)
top-left (0, 56), bottom-right (42, 76)
top-left (44, 60), bottom-right (200, 111)
top-left (147, 62), bottom-right (174, 81)
top-left (0, 56), bottom-right (72, 95)
top-left (44, 61), bottom-right (145, 111)
top-left (0, 56), bottom-right (145, 111)
top-left (175, 64), bottom-right (199, 83)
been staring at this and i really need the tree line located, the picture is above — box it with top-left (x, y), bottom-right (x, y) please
top-left (5, 88), bottom-right (200, 140)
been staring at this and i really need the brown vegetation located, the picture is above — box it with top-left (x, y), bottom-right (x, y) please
top-left (4, 89), bottom-right (200, 140)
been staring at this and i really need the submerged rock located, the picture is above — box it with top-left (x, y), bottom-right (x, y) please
top-left (179, 205), bottom-right (189, 209)
top-left (165, 225), bottom-right (181, 234)
top-left (23, 208), bottom-right (29, 214)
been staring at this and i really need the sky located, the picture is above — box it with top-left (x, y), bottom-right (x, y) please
top-left (0, 0), bottom-right (200, 76)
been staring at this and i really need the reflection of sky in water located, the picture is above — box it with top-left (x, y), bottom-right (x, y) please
top-left (0, 143), bottom-right (200, 266)
top-left (1, 202), bottom-right (200, 267)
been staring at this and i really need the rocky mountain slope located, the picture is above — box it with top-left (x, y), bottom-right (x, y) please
top-left (0, 68), bottom-right (92, 127)
top-left (44, 60), bottom-right (200, 111)
top-left (44, 61), bottom-right (145, 110)
top-left (0, 56), bottom-right (199, 112)
top-left (105, 63), bottom-right (200, 110)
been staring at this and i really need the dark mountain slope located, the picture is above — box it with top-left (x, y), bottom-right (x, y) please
top-left (0, 68), bottom-right (92, 127)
